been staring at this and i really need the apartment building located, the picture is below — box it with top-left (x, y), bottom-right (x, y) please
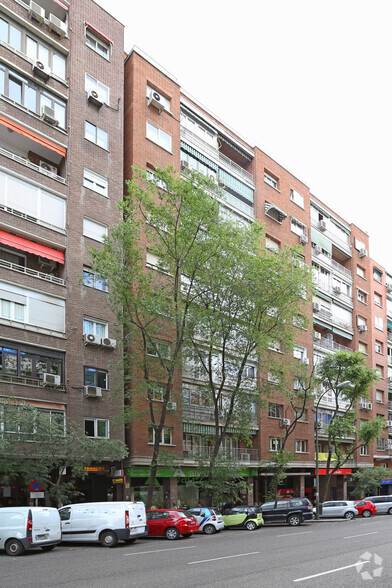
top-left (0, 0), bottom-right (124, 504)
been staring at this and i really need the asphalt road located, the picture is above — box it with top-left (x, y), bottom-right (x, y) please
top-left (2, 516), bottom-right (392, 588)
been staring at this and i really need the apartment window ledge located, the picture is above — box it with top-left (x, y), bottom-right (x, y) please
top-left (264, 180), bottom-right (281, 193)
top-left (84, 138), bottom-right (110, 153)
top-left (147, 442), bottom-right (176, 447)
top-left (146, 137), bottom-right (173, 155)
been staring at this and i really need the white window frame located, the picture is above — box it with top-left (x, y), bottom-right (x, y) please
top-left (375, 315), bottom-right (383, 331)
top-left (265, 236), bottom-right (280, 251)
top-left (83, 169), bottom-right (108, 197)
top-left (264, 171), bottom-right (278, 189)
top-left (84, 121), bottom-right (108, 150)
top-left (290, 188), bottom-right (304, 208)
top-left (85, 29), bottom-right (110, 59)
top-left (268, 403), bottom-right (283, 418)
top-left (357, 266), bottom-right (365, 278)
top-left (83, 317), bottom-right (108, 338)
top-left (376, 389), bottom-right (384, 403)
top-left (375, 341), bottom-right (382, 354)
top-left (357, 289), bottom-right (366, 303)
top-left (83, 268), bottom-right (107, 292)
top-left (374, 292), bottom-right (382, 307)
top-left (83, 217), bottom-right (108, 242)
top-left (290, 217), bottom-right (306, 237)
top-left (84, 418), bottom-right (109, 439)
top-left (269, 437), bottom-right (282, 451)
top-left (148, 426), bottom-right (173, 445)
top-left (360, 445), bottom-right (368, 456)
top-left (357, 316), bottom-right (366, 328)
top-left (0, 298), bottom-right (25, 322)
top-left (85, 73), bottom-right (109, 104)
top-left (146, 122), bottom-right (172, 152)
top-left (295, 439), bottom-right (307, 453)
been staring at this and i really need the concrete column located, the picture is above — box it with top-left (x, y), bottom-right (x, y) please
top-left (342, 476), bottom-right (348, 500)
top-left (299, 474), bottom-right (305, 497)
top-left (163, 478), bottom-right (178, 508)
top-left (247, 477), bottom-right (254, 505)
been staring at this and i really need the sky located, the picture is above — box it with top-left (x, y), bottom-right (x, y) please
top-left (96, 0), bottom-right (391, 271)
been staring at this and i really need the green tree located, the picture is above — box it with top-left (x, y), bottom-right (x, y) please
top-left (351, 466), bottom-right (390, 498)
top-left (0, 402), bottom-right (127, 507)
top-left (315, 351), bottom-right (383, 503)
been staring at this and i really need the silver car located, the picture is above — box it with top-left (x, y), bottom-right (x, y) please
top-left (365, 496), bottom-right (392, 515)
top-left (319, 500), bottom-right (357, 519)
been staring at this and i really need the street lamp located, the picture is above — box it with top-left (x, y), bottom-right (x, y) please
top-left (314, 380), bottom-right (353, 520)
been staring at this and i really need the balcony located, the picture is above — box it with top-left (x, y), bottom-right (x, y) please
top-left (183, 444), bottom-right (259, 463)
top-left (314, 336), bottom-right (353, 354)
top-left (311, 219), bottom-right (351, 257)
top-left (387, 332), bottom-right (392, 344)
top-left (0, 147), bottom-right (66, 185)
top-left (183, 404), bottom-right (216, 422)
top-left (0, 373), bottom-right (65, 392)
top-left (313, 308), bottom-right (353, 333)
top-left (0, 257), bottom-right (64, 285)
top-left (312, 249), bottom-right (352, 280)
top-left (314, 279), bottom-right (353, 307)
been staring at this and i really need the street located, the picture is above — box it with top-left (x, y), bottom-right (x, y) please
top-left (2, 517), bottom-right (392, 587)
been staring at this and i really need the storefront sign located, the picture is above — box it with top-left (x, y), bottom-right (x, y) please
top-left (126, 466), bottom-right (258, 479)
top-left (84, 466), bottom-right (109, 473)
top-left (277, 489), bottom-right (294, 496)
top-left (315, 468), bottom-right (352, 476)
top-left (380, 478), bottom-right (392, 485)
top-left (112, 477), bottom-right (124, 484)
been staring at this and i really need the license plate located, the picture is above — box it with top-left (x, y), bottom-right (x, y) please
top-left (130, 528), bottom-right (139, 534)
top-left (36, 534), bottom-right (48, 540)
top-left (189, 521), bottom-right (195, 525)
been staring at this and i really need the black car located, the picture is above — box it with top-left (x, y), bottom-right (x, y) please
top-left (258, 498), bottom-right (313, 526)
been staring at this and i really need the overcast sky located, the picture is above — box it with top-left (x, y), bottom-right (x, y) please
top-left (96, 0), bottom-right (391, 271)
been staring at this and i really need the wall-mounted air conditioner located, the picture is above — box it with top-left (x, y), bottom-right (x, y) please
top-left (385, 420), bottom-right (392, 427)
top-left (32, 60), bottom-right (50, 81)
top-left (83, 333), bottom-right (102, 346)
top-left (317, 220), bottom-right (327, 232)
top-left (312, 302), bottom-right (320, 312)
top-left (333, 286), bottom-right (341, 294)
top-left (366, 402), bottom-right (373, 410)
top-left (38, 257), bottom-right (57, 271)
top-left (314, 332), bottom-right (322, 341)
top-left (359, 402), bottom-right (367, 410)
top-left (148, 90), bottom-right (164, 113)
top-left (180, 160), bottom-right (189, 170)
top-left (39, 161), bottom-right (58, 174)
top-left (359, 248), bottom-right (368, 258)
top-left (87, 90), bottom-right (103, 107)
top-left (300, 357), bottom-right (310, 366)
top-left (48, 13), bottom-right (67, 37)
top-left (167, 401), bottom-right (177, 411)
top-left (84, 386), bottom-right (102, 398)
top-left (281, 418), bottom-right (291, 426)
top-left (300, 234), bottom-right (308, 244)
top-left (101, 337), bottom-right (117, 349)
top-left (314, 245), bottom-right (322, 255)
top-left (41, 105), bottom-right (58, 126)
top-left (29, 1), bottom-right (45, 24)
top-left (358, 324), bottom-right (368, 332)
top-left (43, 373), bottom-right (61, 386)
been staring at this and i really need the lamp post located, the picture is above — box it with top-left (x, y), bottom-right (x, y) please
top-left (314, 380), bottom-right (353, 520)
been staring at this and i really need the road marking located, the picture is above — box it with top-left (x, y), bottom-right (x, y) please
top-left (359, 521), bottom-right (382, 525)
top-left (293, 560), bottom-right (370, 582)
top-left (277, 531), bottom-right (313, 538)
top-left (188, 551), bottom-right (259, 565)
top-left (344, 531), bottom-right (378, 539)
top-left (125, 546), bottom-right (195, 556)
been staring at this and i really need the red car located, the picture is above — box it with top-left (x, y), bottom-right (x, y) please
top-left (146, 509), bottom-right (199, 540)
top-left (354, 500), bottom-right (377, 517)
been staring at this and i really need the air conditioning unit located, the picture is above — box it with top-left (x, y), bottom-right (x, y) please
top-left (148, 90), bottom-right (164, 113)
top-left (28, 1), bottom-right (45, 23)
top-left (359, 248), bottom-right (367, 258)
top-left (387, 284), bottom-right (392, 294)
top-left (48, 13), bottom-right (67, 37)
top-left (385, 420), bottom-right (392, 427)
top-left (180, 160), bottom-right (189, 170)
top-left (317, 220), bottom-right (327, 232)
top-left (293, 379), bottom-right (301, 390)
top-left (32, 60), bottom-right (50, 81)
top-left (87, 90), bottom-right (103, 107)
top-left (314, 332), bottom-right (322, 341)
top-left (358, 324), bottom-right (368, 332)
top-left (41, 105), bottom-right (58, 126)
top-left (83, 333), bottom-right (102, 346)
top-left (317, 421), bottom-right (322, 429)
top-left (333, 286), bottom-right (341, 294)
top-left (300, 357), bottom-right (310, 366)
top-left (366, 402), bottom-right (373, 410)
top-left (281, 418), bottom-right (291, 426)
top-left (312, 302), bottom-right (320, 312)
top-left (240, 453), bottom-right (251, 461)
top-left (43, 373), bottom-right (61, 387)
top-left (39, 161), bottom-right (58, 175)
top-left (167, 401), bottom-right (177, 411)
top-left (84, 386), bottom-right (102, 398)
top-left (300, 234), bottom-right (308, 244)
top-left (359, 402), bottom-right (367, 410)
top-left (101, 337), bottom-right (117, 349)
top-left (314, 245), bottom-right (322, 255)
top-left (37, 257), bottom-right (57, 271)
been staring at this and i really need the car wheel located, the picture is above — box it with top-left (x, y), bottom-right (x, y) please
top-left (344, 511), bottom-right (354, 520)
top-left (362, 510), bottom-right (372, 518)
top-left (5, 539), bottom-right (25, 556)
top-left (287, 514), bottom-right (302, 527)
top-left (164, 527), bottom-right (180, 540)
top-left (41, 545), bottom-right (56, 551)
top-left (204, 524), bottom-right (216, 535)
top-left (245, 520), bottom-right (257, 531)
top-left (388, 508), bottom-right (392, 515)
top-left (100, 531), bottom-right (118, 547)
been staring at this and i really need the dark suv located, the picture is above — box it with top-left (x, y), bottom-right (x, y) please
top-left (258, 498), bottom-right (313, 526)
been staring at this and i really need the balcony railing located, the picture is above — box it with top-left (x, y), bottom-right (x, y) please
top-left (311, 249), bottom-right (352, 280)
top-left (387, 332), bottom-right (392, 343)
top-left (183, 404), bottom-right (216, 422)
top-left (0, 373), bottom-right (65, 391)
top-left (314, 308), bottom-right (353, 332)
top-left (0, 147), bottom-right (66, 184)
top-left (314, 336), bottom-right (353, 354)
top-left (314, 280), bottom-right (352, 306)
top-left (0, 258), bottom-right (65, 285)
top-left (183, 445), bottom-right (259, 462)
top-left (311, 219), bottom-right (351, 256)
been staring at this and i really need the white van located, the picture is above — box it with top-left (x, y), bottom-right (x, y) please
top-left (0, 507), bottom-right (61, 556)
top-left (58, 501), bottom-right (147, 547)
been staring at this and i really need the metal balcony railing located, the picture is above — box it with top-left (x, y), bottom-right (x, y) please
top-left (0, 373), bottom-right (65, 391)
top-left (311, 219), bottom-right (351, 256)
top-left (0, 147), bottom-right (66, 184)
top-left (314, 280), bottom-right (352, 306)
top-left (0, 258), bottom-right (65, 285)
top-left (183, 445), bottom-right (258, 462)
top-left (314, 308), bottom-right (353, 332)
top-left (311, 250), bottom-right (352, 280)
top-left (314, 336), bottom-right (353, 354)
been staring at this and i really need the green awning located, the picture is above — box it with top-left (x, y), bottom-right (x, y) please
top-left (315, 291), bottom-right (332, 303)
top-left (218, 168), bottom-right (254, 202)
top-left (219, 134), bottom-right (253, 162)
top-left (183, 423), bottom-right (216, 435)
top-left (314, 318), bottom-right (332, 329)
top-left (180, 141), bottom-right (218, 171)
top-left (332, 327), bottom-right (353, 340)
top-left (388, 321), bottom-right (392, 330)
top-left (311, 230), bottom-right (332, 255)
top-left (265, 202), bottom-right (287, 223)
top-left (181, 105), bottom-right (217, 133)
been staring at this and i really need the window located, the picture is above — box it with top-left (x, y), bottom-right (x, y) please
top-left (86, 29), bottom-right (110, 59)
top-left (85, 122), bottom-right (108, 150)
top-left (83, 268), bottom-right (107, 291)
top-left (377, 438), bottom-right (385, 451)
top-left (85, 74), bottom-right (109, 104)
top-left (293, 346), bottom-right (307, 361)
top-left (269, 437), bottom-right (282, 451)
top-left (358, 342), bottom-right (367, 354)
top-left (148, 426), bottom-right (173, 445)
top-left (375, 341), bottom-right (383, 354)
top-left (0, 64), bottom-right (66, 127)
top-left (290, 189), bottom-right (304, 208)
top-left (0, 248), bottom-right (26, 267)
top-left (83, 318), bottom-right (107, 338)
top-left (0, 343), bottom-right (63, 380)
top-left (146, 340), bottom-right (170, 359)
top-left (146, 252), bottom-right (169, 273)
top-left (295, 440), bottom-right (307, 453)
top-left (266, 236), bottom-right (280, 251)
top-left (83, 169), bottom-right (108, 196)
top-left (373, 268), bottom-right (383, 283)
top-left (357, 266), bottom-right (365, 279)
top-left (375, 315), bottom-right (384, 331)
top-left (268, 339), bottom-right (281, 352)
top-left (360, 445), bottom-right (368, 456)
top-left (148, 384), bottom-right (164, 402)
top-left (357, 316), bottom-right (366, 328)
top-left (83, 218), bottom-right (108, 242)
top-left (268, 372), bottom-right (280, 385)
top-left (376, 390), bottom-right (384, 404)
top-left (180, 151), bottom-right (217, 179)
top-left (374, 292), bottom-right (382, 306)
top-left (146, 122), bottom-right (172, 152)
top-left (0, 299), bottom-right (24, 322)
top-left (290, 217), bottom-right (306, 237)
top-left (84, 367), bottom-right (108, 389)
top-left (0, 16), bottom-right (66, 79)
top-left (268, 403), bottom-right (283, 418)
top-left (357, 290), bottom-right (367, 303)
top-left (264, 171), bottom-right (278, 189)
top-left (84, 418), bottom-right (109, 438)
top-left (375, 366), bottom-right (383, 379)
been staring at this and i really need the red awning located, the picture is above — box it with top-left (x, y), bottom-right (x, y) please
top-left (85, 21), bottom-right (114, 45)
top-left (52, 0), bottom-right (68, 10)
top-left (0, 230), bottom-right (64, 264)
top-left (0, 115), bottom-right (66, 158)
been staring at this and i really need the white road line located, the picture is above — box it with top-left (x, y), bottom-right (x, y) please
top-left (344, 531), bottom-right (378, 539)
top-left (277, 531), bottom-right (313, 538)
top-left (293, 560), bottom-right (370, 582)
top-left (125, 546), bottom-right (195, 556)
top-left (188, 551), bottom-right (259, 565)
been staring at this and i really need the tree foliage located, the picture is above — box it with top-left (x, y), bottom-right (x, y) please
top-left (351, 466), bottom-right (391, 498)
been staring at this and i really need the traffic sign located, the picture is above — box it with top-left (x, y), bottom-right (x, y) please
top-left (30, 481), bottom-right (44, 492)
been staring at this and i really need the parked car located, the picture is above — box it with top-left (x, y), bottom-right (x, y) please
top-left (186, 507), bottom-right (224, 534)
top-left (222, 506), bottom-right (264, 530)
top-left (258, 498), bottom-right (313, 526)
top-left (0, 507), bottom-right (61, 556)
top-left (317, 500), bottom-right (357, 519)
top-left (365, 496), bottom-right (392, 515)
top-left (146, 509), bottom-right (199, 539)
top-left (354, 500), bottom-right (377, 517)
top-left (58, 501), bottom-right (147, 547)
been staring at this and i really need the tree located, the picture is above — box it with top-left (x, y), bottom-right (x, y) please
top-left (0, 401), bottom-right (127, 507)
top-left (351, 466), bottom-right (390, 498)
top-left (315, 351), bottom-right (384, 503)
